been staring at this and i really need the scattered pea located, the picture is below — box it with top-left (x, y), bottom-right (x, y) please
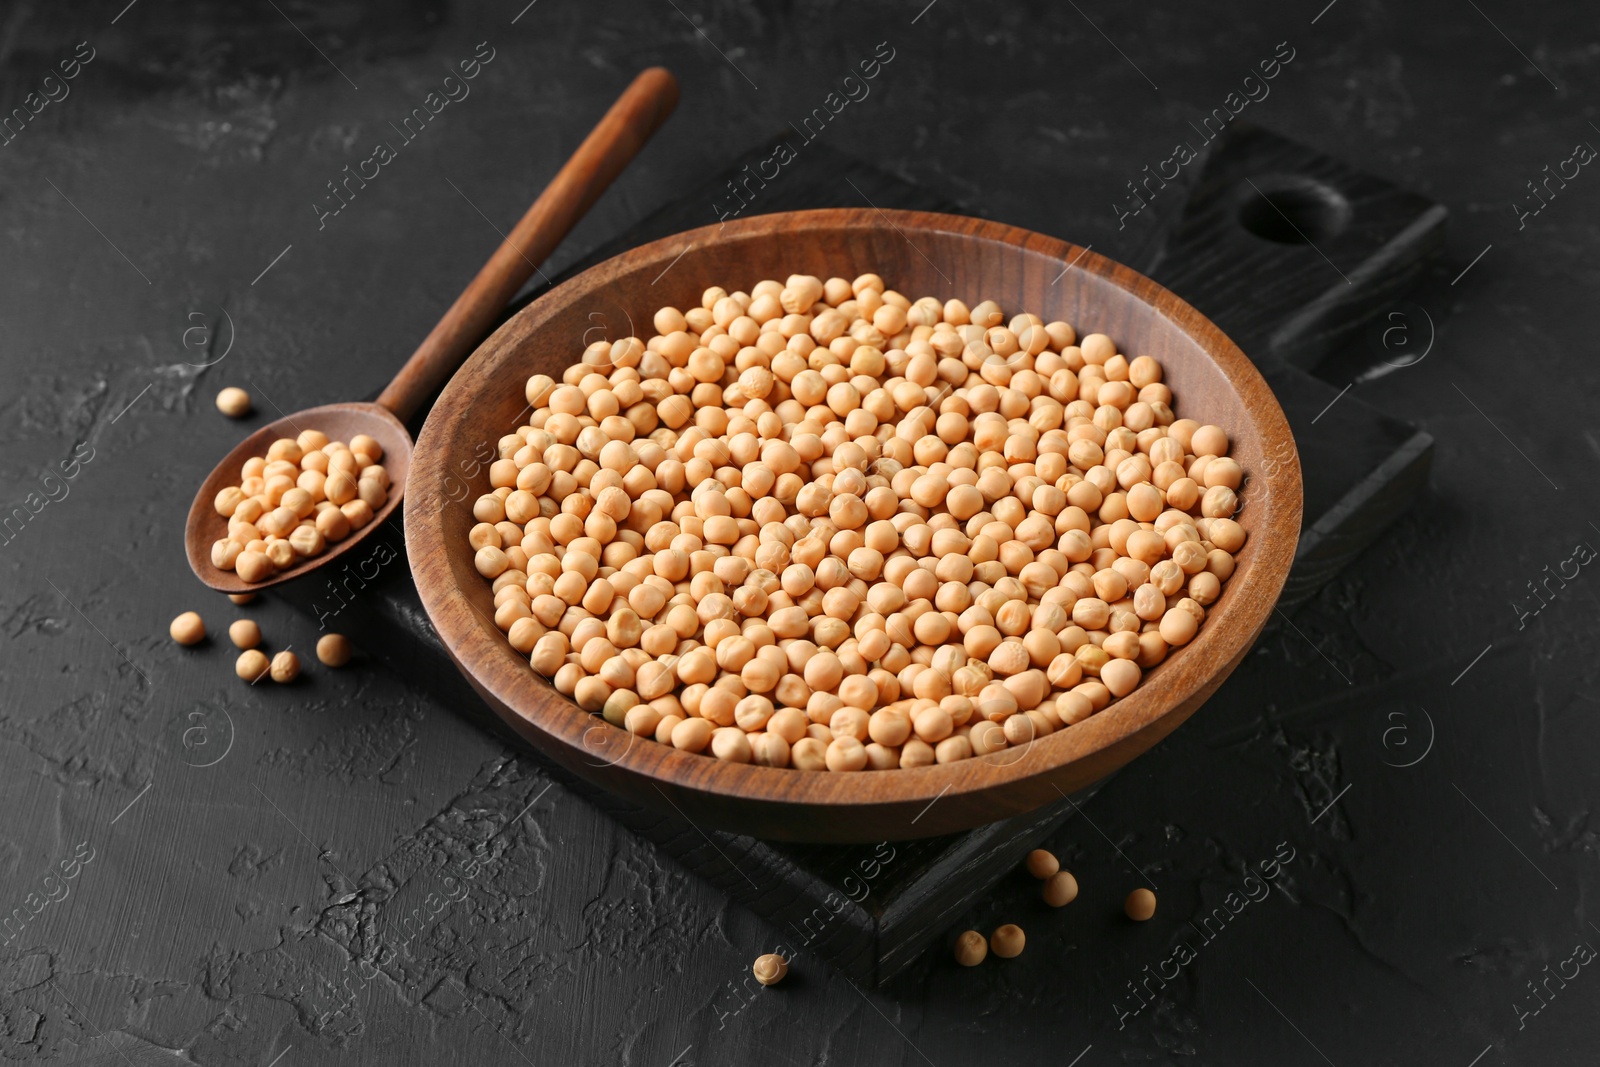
top-left (752, 953), bottom-right (788, 986)
top-left (1042, 870), bottom-right (1079, 907)
top-left (236, 648), bottom-right (270, 682)
top-left (215, 387), bottom-right (252, 418)
top-left (229, 619), bottom-right (261, 649)
top-left (1025, 848), bottom-right (1059, 880)
top-left (317, 633), bottom-right (353, 667)
top-left (1125, 887), bottom-right (1157, 921)
top-left (954, 930), bottom-right (988, 967)
top-left (169, 611), bottom-right (206, 646)
top-left (989, 923), bottom-right (1026, 958)
top-left (269, 650), bottom-right (301, 683)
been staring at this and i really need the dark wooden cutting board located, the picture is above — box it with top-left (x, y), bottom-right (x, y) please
top-left (277, 122), bottom-right (1442, 985)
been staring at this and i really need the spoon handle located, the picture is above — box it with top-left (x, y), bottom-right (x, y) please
top-left (376, 66), bottom-right (679, 421)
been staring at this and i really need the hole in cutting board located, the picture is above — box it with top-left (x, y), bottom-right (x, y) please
top-left (1235, 175), bottom-right (1351, 245)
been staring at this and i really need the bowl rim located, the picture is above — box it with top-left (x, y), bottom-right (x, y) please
top-left (405, 207), bottom-right (1302, 821)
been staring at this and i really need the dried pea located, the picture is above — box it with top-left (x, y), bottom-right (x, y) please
top-left (1025, 848), bottom-right (1059, 879)
top-left (270, 650), bottom-right (300, 683)
top-left (752, 953), bottom-right (788, 986)
top-left (228, 619), bottom-right (261, 649)
top-left (989, 923), bottom-right (1025, 958)
top-left (954, 930), bottom-right (988, 967)
top-left (1125, 887), bottom-right (1157, 921)
top-left (170, 611), bottom-right (206, 646)
top-left (1043, 870), bottom-right (1079, 907)
top-left (215, 387), bottom-right (252, 417)
top-left (235, 649), bottom-right (269, 682)
top-left (317, 633), bottom-right (353, 667)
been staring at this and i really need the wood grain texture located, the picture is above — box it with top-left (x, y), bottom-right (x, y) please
top-left (404, 208), bottom-right (1304, 843)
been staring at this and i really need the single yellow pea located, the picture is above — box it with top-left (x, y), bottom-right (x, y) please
top-left (169, 611), bottom-right (205, 645)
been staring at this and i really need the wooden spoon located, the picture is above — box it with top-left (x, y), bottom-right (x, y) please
top-left (186, 67), bottom-right (679, 594)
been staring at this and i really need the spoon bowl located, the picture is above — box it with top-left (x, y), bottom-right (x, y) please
top-left (185, 403), bottom-right (411, 594)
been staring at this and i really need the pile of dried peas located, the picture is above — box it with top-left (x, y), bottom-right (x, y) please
top-left (469, 274), bottom-right (1246, 772)
top-left (208, 432), bottom-right (390, 583)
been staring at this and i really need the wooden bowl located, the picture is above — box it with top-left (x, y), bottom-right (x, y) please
top-left (406, 209), bottom-right (1301, 843)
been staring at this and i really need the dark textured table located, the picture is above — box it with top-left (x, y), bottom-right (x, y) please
top-left (2, 2), bottom-right (1596, 1064)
